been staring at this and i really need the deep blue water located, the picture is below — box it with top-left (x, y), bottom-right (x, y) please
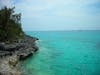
top-left (21, 31), bottom-right (100, 75)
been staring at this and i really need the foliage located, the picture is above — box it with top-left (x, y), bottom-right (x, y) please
top-left (0, 7), bottom-right (24, 42)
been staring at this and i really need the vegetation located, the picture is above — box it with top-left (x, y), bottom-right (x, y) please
top-left (0, 7), bottom-right (24, 42)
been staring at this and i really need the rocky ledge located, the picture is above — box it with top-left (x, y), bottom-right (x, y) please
top-left (0, 35), bottom-right (39, 75)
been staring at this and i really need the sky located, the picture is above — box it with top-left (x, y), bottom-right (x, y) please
top-left (0, 0), bottom-right (100, 31)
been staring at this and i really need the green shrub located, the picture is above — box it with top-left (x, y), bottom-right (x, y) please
top-left (0, 6), bottom-right (24, 42)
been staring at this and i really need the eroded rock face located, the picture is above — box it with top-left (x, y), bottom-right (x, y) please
top-left (0, 72), bottom-right (21, 75)
top-left (0, 55), bottom-right (21, 75)
top-left (0, 35), bottom-right (39, 58)
top-left (9, 56), bottom-right (19, 67)
top-left (0, 35), bottom-right (39, 75)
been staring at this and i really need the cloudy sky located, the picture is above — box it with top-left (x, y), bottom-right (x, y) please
top-left (0, 0), bottom-right (100, 31)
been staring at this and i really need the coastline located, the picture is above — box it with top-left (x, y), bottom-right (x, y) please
top-left (0, 34), bottom-right (39, 75)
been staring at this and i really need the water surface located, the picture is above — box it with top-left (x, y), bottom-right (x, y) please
top-left (22, 31), bottom-right (100, 75)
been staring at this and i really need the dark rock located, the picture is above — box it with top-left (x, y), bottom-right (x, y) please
top-left (32, 46), bottom-right (39, 52)
top-left (0, 43), bottom-right (5, 50)
top-left (0, 35), bottom-right (39, 58)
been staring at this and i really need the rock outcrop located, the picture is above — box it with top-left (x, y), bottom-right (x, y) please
top-left (0, 35), bottom-right (39, 75)
top-left (0, 55), bottom-right (21, 75)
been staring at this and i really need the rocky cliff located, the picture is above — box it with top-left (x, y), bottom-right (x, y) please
top-left (0, 35), bottom-right (39, 75)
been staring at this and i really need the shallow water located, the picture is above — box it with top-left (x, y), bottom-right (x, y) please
top-left (21, 31), bottom-right (100, 75)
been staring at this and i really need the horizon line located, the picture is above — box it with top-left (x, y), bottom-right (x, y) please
top-left (24, 29), bottom-right (100, 32)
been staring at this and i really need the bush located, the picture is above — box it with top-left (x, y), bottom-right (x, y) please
top-left (0, 7), bottom-right (24, 42)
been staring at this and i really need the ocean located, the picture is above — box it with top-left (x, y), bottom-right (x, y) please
top-left (21, 31), bottom-right (100, 75)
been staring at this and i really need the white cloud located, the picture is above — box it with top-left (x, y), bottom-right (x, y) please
top-left (1, 0), bottom-right (99, 30)
top-left (0, 0), bottom-right (14, 8)
top-left (14, 0), bottom-right (100, 18)
top-left (17, 0), bottom-right (100, 31)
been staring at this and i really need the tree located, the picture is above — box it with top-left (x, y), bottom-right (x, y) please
top-left (0, 6), bottom-right (24, 42)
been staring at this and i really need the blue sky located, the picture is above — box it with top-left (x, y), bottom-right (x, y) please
top-left (0, 0), bottom-right (100, 31)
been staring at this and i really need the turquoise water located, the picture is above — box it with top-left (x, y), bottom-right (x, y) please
top-left (22, 31), bottom-right (100, 75)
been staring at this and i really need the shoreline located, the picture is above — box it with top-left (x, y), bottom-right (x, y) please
top-left (0, 35), bottom-right (39, 75)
